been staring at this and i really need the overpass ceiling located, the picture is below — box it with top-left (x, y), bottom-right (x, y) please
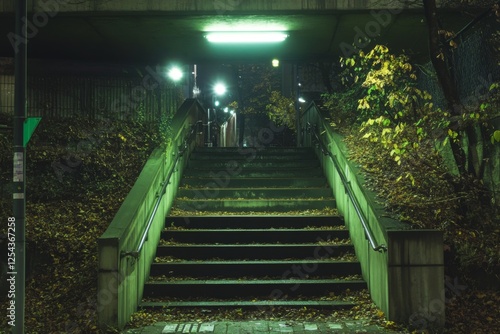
top-left (0, 10), bottom-right (472, 65)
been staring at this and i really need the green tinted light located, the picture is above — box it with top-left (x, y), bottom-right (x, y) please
top-left (206, 32), bottom-right (288, 43)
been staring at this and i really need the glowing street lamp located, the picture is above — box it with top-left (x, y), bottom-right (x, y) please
top-left (214, 82), bottom-right (227, 96)
top-left (167, 66), bottom-right (183, 81)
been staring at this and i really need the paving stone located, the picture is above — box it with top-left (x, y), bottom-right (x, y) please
top-left (226, 322), bottom-right (244, 334)
top-left (199, 323), bottom-right (216, 333)
top-left (213, 323), bottom-right (227, 334)
top-left (141, 325), bottom-right (161, 334)
top-left (123, 320), bottom-right (407, 333)
top-left (304, 323), bottom-right (318, 331)
top-left (327, 323), bottom-right (344, 330)
top-left (268, 322), bottom-right (292, 333)
top-left (162, 324), bottom-right (178, 333)
top-left (345, 321), bottom-right (363, 328)
top-left (241, 321), bottom-right (269, 332)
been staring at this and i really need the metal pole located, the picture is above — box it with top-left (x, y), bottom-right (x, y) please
top-left (13, 0), bottom-right (27, 333)
top-left (295, 64), bottom-right (301, 147)
top-left (207, 108), bottom-right (211, 147)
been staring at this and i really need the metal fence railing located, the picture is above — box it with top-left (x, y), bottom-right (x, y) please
top-left (0, 63), bottom-right (181, 123)
top-left (418, 18), bottom-right (499, 109)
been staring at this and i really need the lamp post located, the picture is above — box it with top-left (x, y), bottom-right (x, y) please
top-left (13, 1), bottom-right (27, 333)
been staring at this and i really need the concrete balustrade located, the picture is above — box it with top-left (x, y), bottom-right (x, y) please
top-left (97, 99), bottom-right (206, 329)
top-left (300, 103), bottom-right (445, 330)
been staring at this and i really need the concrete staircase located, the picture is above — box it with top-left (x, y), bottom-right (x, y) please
top-left (140, 147), bottom-right (366, 310)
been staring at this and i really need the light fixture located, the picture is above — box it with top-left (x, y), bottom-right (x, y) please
top-left (272, 59), bottom-right (280, 67)
top-left (167, 66), bottom-right (183, 81)
top-left (214, 82), bottom-right (227, 96)
top-left (298, 97), bottom-right (306, 103)
top-left (206, 31), bottom-right (288, 44)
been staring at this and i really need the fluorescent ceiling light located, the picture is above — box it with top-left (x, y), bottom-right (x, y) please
top-left (206, 31), bottom-right (288, 43)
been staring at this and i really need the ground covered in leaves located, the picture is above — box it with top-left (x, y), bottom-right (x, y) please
top-left (0, 113), bottom-right (161, 333)
top-left (341, 126), bottom-right (500, 333)
top-left (1, 111), bottom-right (499, 333)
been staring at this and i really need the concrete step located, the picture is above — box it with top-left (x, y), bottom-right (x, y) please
top-left (141, 148), bottom-right (365, 313)
top-left (182, 167), bottom-right (324, 178)
top-left (180, 177), bottom-right (328, 188)
top-left (187, 159), bottom-right (320, 169)
top-left (189, 151), bottom-right (317, 160)
top-left (165, 216), bottom-right (345, 229)
top-left (176, 187), bottom-right (332, 199)
top-left (149, 260), bottom-right (361, 277)
top-left (161, 229), bottom-right (349, 243)
top-left (172, 198), bottom-right (336, 212)
top-left (140, 300), bottom-right (356, 309)
top-left (191, 147), bottom-right (316, 158)
top-left (143, 279), bottom-right (367, 298)
top-left (155, 244), bottom-right (354, 260)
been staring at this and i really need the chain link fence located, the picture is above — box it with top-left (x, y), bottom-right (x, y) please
top-left (418, 17), bottom-right (499, 108)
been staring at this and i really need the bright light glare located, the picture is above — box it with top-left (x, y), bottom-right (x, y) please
top-left (206, 32), bottom-right (288, 43)
top-left (214, 83), bottom-right (227, 95)
top-left (298, 97), bottom-right (306, 103)
top-left (167, 67), bottom-right (183, 81)
top-left (272, 59), bottom-right (280, 67)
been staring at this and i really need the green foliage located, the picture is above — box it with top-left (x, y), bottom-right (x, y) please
top-left (492, 130), bottom-right (500, 144)
top-left (265, 91), bottom-right (296, 131)
top-left (337, 45), bottom-right (432, 123)
top-left (159, 113), bottom-right (173, 148)
top-left (323, 44), bottom-right (500, 288)
top-left (236, 64), bottom-right (281, 115)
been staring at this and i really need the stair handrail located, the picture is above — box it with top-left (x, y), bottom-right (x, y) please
top-left (121, 120), bottom-right (201, 259)
top-left (306, 122), bottom-right (387, 253)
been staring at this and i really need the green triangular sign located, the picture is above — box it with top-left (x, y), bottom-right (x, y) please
top-left (23, 117), bottom-right (41, 147)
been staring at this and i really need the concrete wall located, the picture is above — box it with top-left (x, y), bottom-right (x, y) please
top-left (300, 103), bottom-right (445, 330)
top-left (97, 99), bottom-right (206, 330)
top-left (0, 0), bottom-right (419, 13)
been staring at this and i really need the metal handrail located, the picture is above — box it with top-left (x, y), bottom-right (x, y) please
top-left (121, 121), bottom-right (201, 259)
top-left (307, 122), bottom-right (387, 252)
